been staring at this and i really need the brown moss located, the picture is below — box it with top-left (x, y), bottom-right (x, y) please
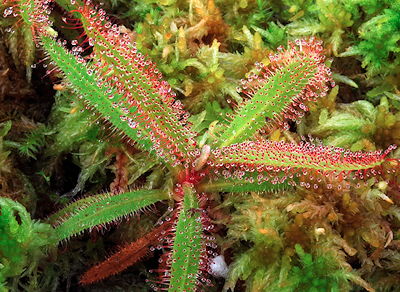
top-left (186, 0), bottom-right (230, 52)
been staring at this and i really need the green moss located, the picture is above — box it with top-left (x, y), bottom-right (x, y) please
top-left (1, 0), bottom-right (400, 291)
top-left (0, 198), bottom-right (55, 290)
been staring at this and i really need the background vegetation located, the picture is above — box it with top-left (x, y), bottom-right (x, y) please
top-left (0, 0), bottom-right (400, 291)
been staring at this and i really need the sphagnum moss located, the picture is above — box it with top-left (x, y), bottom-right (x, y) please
top-left (1, 0), bottom-right (399, 291)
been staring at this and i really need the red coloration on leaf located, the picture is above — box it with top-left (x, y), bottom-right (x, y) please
top-left (70, 4), bottom-right (198, 166)
top-left (9, 1), bottom-right (400, 290)
top-left (239, 38), bottom-right (334, 130)
top-left (80, 221), bottom-right (172, 285)
top-left (2, 0), bottom-right (51, 39)
top-left (109, 150), bottom-right (129, 193)
top-left (147, 194), bottom-right (215, 291)
top-left (208, 140), bottom-right (397, 186)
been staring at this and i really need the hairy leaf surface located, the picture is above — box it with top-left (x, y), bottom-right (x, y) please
top-left (52, 189), bottom-right (168, 241)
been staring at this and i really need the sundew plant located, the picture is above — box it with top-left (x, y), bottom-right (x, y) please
top-left (1, 0), bottom-right (400, 291)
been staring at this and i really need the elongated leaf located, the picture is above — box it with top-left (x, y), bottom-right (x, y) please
top-left (167, 185), bottom-right (204, 292)
top-left (73, 4), bottom-right (197, 166)
top-left (12, 0), bottom-right (44, 29)
top-left (14, 1), bottom-right (193, 167)
top-left (80, 221), bottom-right (172, 285)
top-left (40, 36), bottom-right (157, 154)
top-left (217, 38), bottom-right (332, 147)
top-left (198, 176), bottom-right (291, 193)
top-left (208, 140), bottom-right (396, 182)
top-left (52, 189), bottom-right (169, 241)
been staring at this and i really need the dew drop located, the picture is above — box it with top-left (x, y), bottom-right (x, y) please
top-left (127, 119), bottom-right (137, 129)
top-left (3, 7), bottom-right (13, 17)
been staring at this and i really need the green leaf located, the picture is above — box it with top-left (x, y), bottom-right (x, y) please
top-left (332, 73), bottom-right (358, 88)
top-left (77, 8), bottom-right (197, 165)
top-left (218, 61), bottom-right (315, 147)
top-left (352, 100), bottom-right (377, 120)
top-left (0, 198), bottom-right (55, 283)
top-left (209, 140), bottom-right (391, 177)
top-left (51, 189), bottom-right (169, 241)
top-left (17, 124), bottom-right (48, 159)
top-left (40, 36), bottom-right (156, 155)
top-left (217, 39), bottom-right (331, 147)
top-left (199, 175), bottom-right (291, 193)
top-left (251, 22), bottom-right (287, 49)
top-left (0, 121), bottom-right (12, 138)
top-left (189, 101), bottom-right (231, 133)
top-left (168, 185), bottom-right (203, 292)
top-left (314, 112), bottom-right (367, 132)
